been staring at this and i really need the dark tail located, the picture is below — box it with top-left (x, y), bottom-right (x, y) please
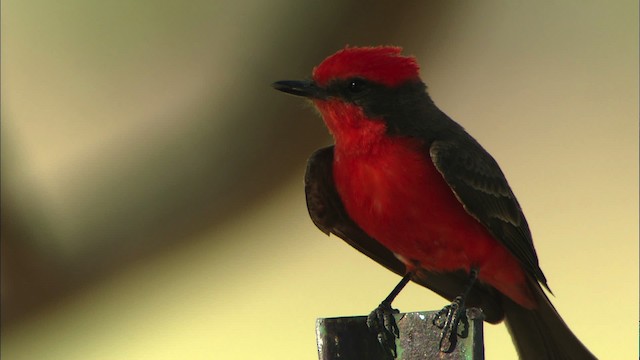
top-left (503, 279), bottom-right (596, 360)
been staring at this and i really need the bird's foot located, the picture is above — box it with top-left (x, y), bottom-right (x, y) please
top-left (432, 296), bottom-right (469, 353)
top-left (367, 301), bottom-right (400, 359)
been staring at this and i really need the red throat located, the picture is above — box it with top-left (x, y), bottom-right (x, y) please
top-left (314, 100), bottom-right (387, 155)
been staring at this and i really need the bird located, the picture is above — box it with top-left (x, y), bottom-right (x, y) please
top-left (272, 46), bottom-right (595, 359)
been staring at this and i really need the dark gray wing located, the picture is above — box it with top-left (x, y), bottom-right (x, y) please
top-left (429, 139), bottom-right (548, 288)
top-left (305, 146), bottom-right (505, 322)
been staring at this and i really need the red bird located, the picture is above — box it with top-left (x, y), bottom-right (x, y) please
top-left (273, 46), bottom-right (595, 359)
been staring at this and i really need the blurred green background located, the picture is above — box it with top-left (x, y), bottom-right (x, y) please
top-left (1, 1), bottom-right (637, 359)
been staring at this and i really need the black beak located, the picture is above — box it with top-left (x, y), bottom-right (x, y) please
top-left (272, 80), bottom-right (325, 99)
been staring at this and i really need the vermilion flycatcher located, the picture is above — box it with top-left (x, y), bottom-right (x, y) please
top-left (273, 46), bottom-right (595, 360)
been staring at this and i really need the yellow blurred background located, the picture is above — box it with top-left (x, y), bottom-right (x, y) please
top-left (1, 1), bottom-right (637, 359)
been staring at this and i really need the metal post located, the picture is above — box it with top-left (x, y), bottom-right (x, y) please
top-left (316, 308), bottom-right (484, 360)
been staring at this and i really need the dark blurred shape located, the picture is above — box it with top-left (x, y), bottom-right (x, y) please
top-left (1, 1), bottom-right (451, 327)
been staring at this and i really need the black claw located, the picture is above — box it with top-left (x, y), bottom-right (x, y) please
top-left (367, 302), bottom-right (400, 359)
top-left (432, 297), bottom-right (469, 353)
top-left (431, 268), bottom-right (478, 353)
top-left (365, 274), bottom-right (411, 359)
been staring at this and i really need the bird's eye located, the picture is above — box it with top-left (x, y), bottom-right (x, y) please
top-left (348, 79), bottom-right (365, 93)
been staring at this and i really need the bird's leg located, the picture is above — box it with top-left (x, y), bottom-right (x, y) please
top-left (366, 273), bottom-right (412, 359)
top-left (432, 268), bottom-right (479, 353)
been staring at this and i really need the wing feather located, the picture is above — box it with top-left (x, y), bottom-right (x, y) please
top-left (429, 139), bottom-right (548, 288)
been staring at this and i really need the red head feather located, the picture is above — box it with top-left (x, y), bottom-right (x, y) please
top-left (312, 46), bottom-right (420, 87)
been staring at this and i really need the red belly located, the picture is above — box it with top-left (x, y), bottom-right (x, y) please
top-left (333, 137), bottom-right (535, 308)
